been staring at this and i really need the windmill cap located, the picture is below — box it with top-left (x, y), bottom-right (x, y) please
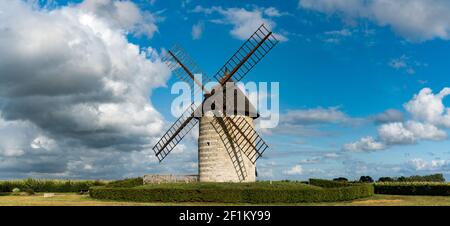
top-left (194, 82), bottom-right (259, 119)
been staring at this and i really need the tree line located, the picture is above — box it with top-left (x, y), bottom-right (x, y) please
top-left (331, 173), bottom-right (446, 183)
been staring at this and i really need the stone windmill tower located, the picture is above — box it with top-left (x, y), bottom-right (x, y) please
top-left (152, 24), bottom-right (278, 182)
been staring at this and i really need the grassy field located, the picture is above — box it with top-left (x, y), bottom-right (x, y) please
top-left (1, 193), bottom-right (450, 206)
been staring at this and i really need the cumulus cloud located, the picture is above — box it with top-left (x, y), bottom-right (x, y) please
top-left (379, 121), bottom-right (446, 144)
top-left (0, 1), bottom-right (176, 179)
top-left (191, 21), bottom-right (204, 40)
top-left (371, 109), bottom-right (404, 124)
top-left (79, 0), bottom-right (159, 37)
top-left (404, 87), bottom-right (450, 127)
top-left (343, 136), bottom-right (386, 152)
top-left (265, 107), bottom-right (357, 137)
top-left (191, 5), bottom-right (288, 41)
top-left (299, 0), bottom-right (450, 42)
top-left (283, 165), bottom-right (303, 175)
top-left (30, 135), bottom-right (57, 150)
top-left (408, 158), bottom-right (450, 171)
top-left (283, 107), bottom-right (351, 125)
top-left (263, 7), bottom-right (288, 17)
top-left (344, 87), bottom-right (450, 152)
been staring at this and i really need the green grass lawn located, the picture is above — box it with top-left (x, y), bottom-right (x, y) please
top-left (1, 193), bottom-right (450, 206)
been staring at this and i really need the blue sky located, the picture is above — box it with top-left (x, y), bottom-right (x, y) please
top-left (0, 0), bottom-right (450, 180)
top-left (147, 0), bottom-right (450, 180)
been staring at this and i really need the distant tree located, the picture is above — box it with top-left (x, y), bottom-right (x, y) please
top-left (405, 174), bottom-right (445, 182)
top-left (379, 174), bottom-right (445, 182)
top-left (359, 176), bottom-right (374, 183)
top-left (378, 177), bottom-right (394, 182)
top-left (332, 177), bottom-right (348, 182)
top-left (422, 173), bottom-right (444, 182)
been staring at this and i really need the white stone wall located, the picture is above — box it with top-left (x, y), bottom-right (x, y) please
top-left (198, 114), bottom-right (256, 182)
top-left (143, 174), bottom-right (198, 184)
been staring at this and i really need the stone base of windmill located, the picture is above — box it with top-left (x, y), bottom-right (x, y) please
top-left (198, 114), bottom-right (256, 183)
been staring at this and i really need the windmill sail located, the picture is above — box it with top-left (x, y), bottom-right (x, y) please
top-left (152, 103), bottom-right (199, 162)
top-left (211, 114), bottom-right (268, 164)
top-left (162, 45), bottom-right (214, 93)
top-left (210, 117), bottom-right (248, 181)
top-left (153, 24), bottom-right (276, 181)
top-left (213, 24), bottom-right (279, 83)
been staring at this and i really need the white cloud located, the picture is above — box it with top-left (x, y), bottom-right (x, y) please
top-left (378, 121), bottom-right (446, 145)
top-left (283, 107), bottom-right (350, 124)
top-left (389, 55), bottom-right (407, 69)
top-left (258, 168), bottom-right (274, 178)
top-left (191, 6), bottom-right (288, 41)
top-left (283, 165), bottom-right (303, 175)
top-left (0, 1), bottom-right (172, 178)
top-left (299, 0), bottom-right (365, 16)
top-left (408, 158), bottom-right (450, 171)
top-left (325, 29), bottom-right (352, 37)
top-left (346, 120), bottom-right (447, 151)
top-left (299, 157), bottom-right (321, 164)
top-left (79, 0), bottom-right (159, 38)
top-left (404, 87), bottom-right (450, 127)
top-left (344, 87), bottom-right (450, 152)
top-left (324, 152), bottom-right (340, 158)
top-left (0, 116), bottom-right (37, 157)
top-left (371, 109), bottom-right (404, 124)
top-left (321, 28), bottom-right (353, 44)
top-left (266, 106), bottom-right (361, 137)
top-left (263, 7), bottom-right (289, 17)
top-left (343, 136), bottom-right (386, 152)
top-left (30, 135), bottom-right (56, 150)
top-left (299, 0), bottom-right (450, 42)
top-left (404, 121), bottom-right (447, 141)
top-left (389, 55), bottom-right (417, 74)
top-left (3, 149), bottom-right (25, 157)
top-left (378, 122), bottom-right (416, 144)
top-left (191, 21), bottom-right (204, 40)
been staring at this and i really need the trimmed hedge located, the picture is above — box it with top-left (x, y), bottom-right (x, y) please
top-left (90, 182), bottom-right (374, 203)
top-left (105, 178), bottom-right (143, 188)
top-left (309, 179), bottom-right (351, 188)
top-left (0, 178), bottom-right (106, 193)
top-left (375, 182), bottom-right (450, 196)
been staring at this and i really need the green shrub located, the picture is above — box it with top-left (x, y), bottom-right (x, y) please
top-left (375, 182), bottom-right (450, 196)
top-left (404, 174), bottom-right (445, 182)
top-left (24, 188), bottom-right (35, 195)
top-left (106, 178), bottom-right (143, 188)
top-left (0, 179), bottom-right (107, 193)
top-left (359, 176), bottom-right (374, 183)
top-left (333, 177), bottom-right (348, 182)
top-left (378, 177), bottom-right (394, 182)
top-left (309, 179), bottom-right (351, 188)
top-left (90, 182), bottom-right (374, 203)
top-left (12, 188), bottom-right (20, 193)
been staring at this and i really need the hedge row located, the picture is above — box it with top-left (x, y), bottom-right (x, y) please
top-left (375, 182), bottom-right (450, 196)
top-left (309, 179), bottom-right (352, 188)
top-left (105, 178), bottom-right (143, 188)
top-left (0, 178), bottom-right (106, 193)
top-left (90, 183), bottom-right (374, 203)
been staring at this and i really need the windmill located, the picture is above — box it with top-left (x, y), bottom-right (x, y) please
top-left (153, 24), bottom-right (278, 182)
